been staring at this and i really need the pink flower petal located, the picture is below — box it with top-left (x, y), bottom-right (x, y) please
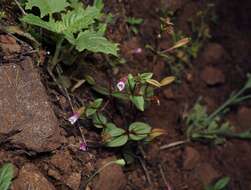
top-left (79, 141), bottom-right (87, 151)
top-left (68, 113), bottom-right (80, 125)
top-left (117, 81), bottom-right (125, 91)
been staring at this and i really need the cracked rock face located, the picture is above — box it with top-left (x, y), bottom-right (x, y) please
top-left (0, 57), bottom-right (62, 152)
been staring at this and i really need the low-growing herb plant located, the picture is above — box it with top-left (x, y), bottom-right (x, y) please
top-left (0, 163), bottom-right (14, 190)
top-left (205, 177), bottom-right (230, 190)
top-left (126, 17), bottom-right (144, 35)
top-left (186, 74), bottom-right (251, 144)
top-left (151, 4), bottom-right (216, 81)
top-left (93, 72), bottom-right (175, 111)
top-left (68, 72), bottom-right (174, 148)
top-left (21, 0), bottom-right (118, 70)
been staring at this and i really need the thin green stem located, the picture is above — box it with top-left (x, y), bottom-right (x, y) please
top-left (208, 87), bottom-right (246, 121)
top-left (85, 161), bottom-right (118, 186)
top-left (50, 37), bottom-right (64, 70)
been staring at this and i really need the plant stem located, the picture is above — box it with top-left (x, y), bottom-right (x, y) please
top-left (85, 160), bottom-right (118, 186)
top-left (50, 37), bottom-right (64, 71)
top-left (207, 87), bottom-right (246, 121)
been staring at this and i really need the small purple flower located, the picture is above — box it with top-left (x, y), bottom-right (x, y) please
top-left (131, 48), bottom-right (142, 54)
top-left (117, 81), bottom-right (126, 91)
top-left (116, 76), bottom-right (128, 91)
top-left (68, 112), bottom-right (80, 125)
top-left (79, 141), bottom-right (87, 151)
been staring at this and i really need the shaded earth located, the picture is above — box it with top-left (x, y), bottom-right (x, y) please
top-left (1, 0), bottom-right (251, 190)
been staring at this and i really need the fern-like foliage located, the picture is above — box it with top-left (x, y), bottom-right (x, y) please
top-left (21, 0), bottom-right (118, 56)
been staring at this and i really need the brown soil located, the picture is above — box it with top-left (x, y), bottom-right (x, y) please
top-left (1, 0), bottom-right (251, 190)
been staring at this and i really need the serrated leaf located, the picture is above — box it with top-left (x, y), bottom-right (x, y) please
top-left (130, 95), bottom-right (144, 111)
top-left (102, 123), bottom-right (128, 147)
top-left (75, 30), bottom-right (118, 55)
top-left (160, 76), bottom-right (175, 86)
top-left (21, 14), bottom-right (56, 32)
top-left (129, 122), bottom-right (151, 141)
top-left (61, 7), bottom-right (101, 34)
top-left (0, 163), bottom-right (14, 190)
top-left (25, 0), bottom-right (69, 17)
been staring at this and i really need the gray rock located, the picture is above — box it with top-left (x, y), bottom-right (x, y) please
top-left (0, 57), bottom-right (61, 152)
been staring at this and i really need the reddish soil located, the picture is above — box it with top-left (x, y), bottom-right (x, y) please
top-left (1, 0), bottom-right (251, 190)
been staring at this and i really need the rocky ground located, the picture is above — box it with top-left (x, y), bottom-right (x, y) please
top-left (1, 0), bottom-right (251, 190)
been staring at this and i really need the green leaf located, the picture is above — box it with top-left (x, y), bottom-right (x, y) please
top-left (85, 75), bottom-right (96, 85)
top-left (102, 123), bottom-right (128, 147)
top-left (75, 30), bottom-right (118, 55)
top-left (92, 113), bottom-right (107, 128)
top-left (0, 163), bottom-right (14, 190)
top-left (139, 73), bottom-right (153, 83)
top-left (25, 0), bottom-right (69, 17)
top-left (92, 85), bottom-right (110, 95)
top-left (86, 107), bottom-right (97, 117)
top-left (129, 122), bottom-right (151, 141)
top-left (130, 96), bottom-right (144, 111)
top-left (126, 74), bottom-right (136, 91)
top-left (21, 14), bottom-right (56, 32)
top-left (61, 7), bottom-right (101, 34)
top-left (214, 177), bottom-right (230, 190)
top-left (94, 0), bottom-right (104, 10)
top-left (112, 92), bottom-right (129, 100)
top-left (126, 17), bottom-right (144, 25)
top-left (244, 73), bottom-right (251, 89)
top-left (92, 98), bottom-right (103, 109)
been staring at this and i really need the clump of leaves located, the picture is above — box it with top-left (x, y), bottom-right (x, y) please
top-left (0, 163), bottom-right (14, 190)
top-left (70, 72), bottom-right (173, 148)
top-left (93, 72), bottom-right (175, 111)
top-left (205, 177), bottom-right (230, 190)
top-left (126, 17), bottom-right (144, 35)
top-left (21, 0), bottom-right (118, 69)
top-left (186, 74), bottom-right (251, 144)
top-left (153, 4), bottom-right (216, 81)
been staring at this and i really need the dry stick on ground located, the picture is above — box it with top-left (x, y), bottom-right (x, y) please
top-left (138, 156), bottom-right (152, 186)
top-left (160, 140), bottom-right (189, 150)
top-left (158, 164), bottom-right (172, 190)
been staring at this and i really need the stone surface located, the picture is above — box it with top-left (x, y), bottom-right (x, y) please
top-left (237, 106), bottom-right (251, 129)
top-left (93, 156), bottom-right (127, 190)
top-left (12, 163), bottom-right (56, 190)
top-left (49, 151), bottom-right (74, 174)
top-left (163, 88), bottom-right (175, 100)
top-left (201, 66), bottom-right (225, 86)
top-left (183, 146), bottom-right (200, 170)
top-left (0, 35), bottom-right (21, 55)
top-left (196, 163), bottom-right (220, 186)
top-left (200, 43), bottom-right (226, 65)
top-left (0, 57), bottom-right (61, 152)
top-left (48, 169), bottom-right (62, 181)
top-left (65, 172), bottom-right (81, 190)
